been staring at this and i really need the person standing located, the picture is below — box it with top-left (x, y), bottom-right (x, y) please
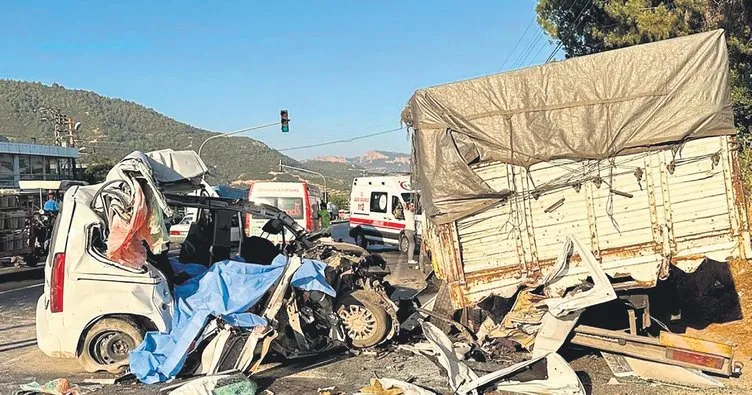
top-left (43, 192), bottom-right (60, 214)
top-left (404, 202), bottom-right (417, 264)
top-left (318, 202), bottom-right (331, 233)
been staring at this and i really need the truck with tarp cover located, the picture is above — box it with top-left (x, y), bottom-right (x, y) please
top-left (402, 30), bottom-right (752, 309)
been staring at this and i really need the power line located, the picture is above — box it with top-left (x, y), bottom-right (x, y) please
top-left (277, 127), bottom-right (405, 152)
top-left (500, 18), bottom-right (536, 71)
top-left (512, 30), bottom-right (545, 69)
top-left (545, 0), bottom-right (594, 63)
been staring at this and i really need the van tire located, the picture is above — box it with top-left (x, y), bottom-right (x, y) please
top-left (354, 231), bottom-right (368, 249)
top-left (79, 318), bottom-right (144, 373)
top-left (336, 290), bottom-right (390, 348)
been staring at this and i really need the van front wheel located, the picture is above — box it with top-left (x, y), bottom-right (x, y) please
top-left (399, 233), bottom-right (409, 253)
top-left (354, 231), bottom-right (368, 249)
top-left (79, 318), bottom-right (144, 373)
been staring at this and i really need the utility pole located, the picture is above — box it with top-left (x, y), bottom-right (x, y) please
top-left (37, 107), bottom-right (80, 148)
top-left (278, 160), bottom-right (328, 202)
top-left (37, 107), bottom-right (81, 178)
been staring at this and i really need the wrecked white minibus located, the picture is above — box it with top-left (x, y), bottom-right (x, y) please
top-left (36, 149), bottom-right (398, 376)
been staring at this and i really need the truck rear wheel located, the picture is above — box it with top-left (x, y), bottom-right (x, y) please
top-left (336, 290), bottom-right (390, 348)
top-left (79, 318), bottom-right (144, 373)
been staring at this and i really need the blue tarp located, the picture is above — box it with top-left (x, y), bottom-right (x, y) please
top-left (130, 255), bottom-right (335, 384)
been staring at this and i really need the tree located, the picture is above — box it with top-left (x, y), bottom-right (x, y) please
top-left (77, 162), bottom-right (114, 184)
top-left (536, 0), bottom-right (752, 135)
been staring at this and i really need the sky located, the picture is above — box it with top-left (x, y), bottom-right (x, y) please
top-left (0, 1), bottom-right (559, 160)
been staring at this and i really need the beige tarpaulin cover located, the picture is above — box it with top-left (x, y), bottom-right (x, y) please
top-left (403, 30), bottom-right (735, 224)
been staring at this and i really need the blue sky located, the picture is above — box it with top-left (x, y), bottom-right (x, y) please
top-left (0, 1), bottom-right (558, 159)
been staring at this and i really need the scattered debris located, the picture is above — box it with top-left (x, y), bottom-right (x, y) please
top-left (420, 321), bottom-right (478, 392)
top-left (167, 372), bottom-right (258, 395)
top-left (357, 378), bottom-right (436, 395)
top-left (602, 351), bottom-right (724, 388)
top-left (17, 378), bottom-right (82, 395)
top-left (317, 386), bottom-right (342, 395)
top-left (82, 377), bottom-right (116, 385)
top-left (456, 353), bottom-right (585, 395)
top-left (607, 377), bottom-right (621, 385)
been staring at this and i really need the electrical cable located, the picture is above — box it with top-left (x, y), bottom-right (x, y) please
top-left (545, 0), bottom-right (594, 63)
top-left (277, 127), bottom-right (405, 152)
top-left (500, 18), bottom-right (536, 71)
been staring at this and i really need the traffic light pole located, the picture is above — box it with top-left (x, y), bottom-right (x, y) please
top-left (278, 160), bottom-right (328, 202)
top-left (198, 121), bottom-right (280, 159)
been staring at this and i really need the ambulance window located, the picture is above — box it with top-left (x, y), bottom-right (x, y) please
top-left (402, 192), bottom-right (422, 214)
top-left (370, 192), bottom-right (387, 213)
top-left (278, 197), bottom-right (304, 219)
top-left (391, 196), bottom-right (404, 220)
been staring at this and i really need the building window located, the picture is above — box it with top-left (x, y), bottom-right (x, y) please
top-left (43, 157), bottom-right (52, 176)
top-left (30, 156), bottom-right (44, 176)
top-left (18, 155), bottom-right (29, 175)
top-left (0, 154), bottom-right (13, 175)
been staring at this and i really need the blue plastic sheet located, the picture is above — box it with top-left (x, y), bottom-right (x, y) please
top-left (130, 255), bottom-right (335, 384)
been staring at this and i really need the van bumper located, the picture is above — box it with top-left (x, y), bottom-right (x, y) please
top-left (35, 295), bottom-right (75, 358)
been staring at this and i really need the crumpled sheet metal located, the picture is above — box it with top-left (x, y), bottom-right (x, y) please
top-left (420, 320), bottom-right (584, 395)
top-left (420, 321), bottom-right (478, 393)
top-left (456, 353), bottom-right (586, 395)
top-left (403, 30), bottom-right (734, 223)
top-left (129, 255), bottom-right (335, 384)
top-left (541, 236), bottom-right (617, 318)
top-left (476, 289), bottom-right (547, 350)
top-left (479, 235), bottom-right (616, 354)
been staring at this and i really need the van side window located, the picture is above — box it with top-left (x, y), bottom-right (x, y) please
top-left (370, 192), bottom-right (388, 213)
top-left (89, 225), bottom-right (108, 256)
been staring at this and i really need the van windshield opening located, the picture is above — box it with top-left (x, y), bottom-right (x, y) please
top-left (252, 196), bottom-right (304, 219)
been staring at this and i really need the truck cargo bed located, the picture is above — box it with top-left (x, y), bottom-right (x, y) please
top-left (430, 136), bottom-right (751, 308)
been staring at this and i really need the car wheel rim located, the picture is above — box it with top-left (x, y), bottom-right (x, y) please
top-left (339, 305), bottom-right (377, 341)
top-left (92, 331), bottom-right (134, 365)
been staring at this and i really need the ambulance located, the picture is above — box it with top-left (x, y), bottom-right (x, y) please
top-left (245, 182), bottom-right (323, 243)
top-left (348, 175), bottom-right (423, 252)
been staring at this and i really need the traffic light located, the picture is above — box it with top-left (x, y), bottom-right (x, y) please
top-left (280, 110), bottom-right (290, 133)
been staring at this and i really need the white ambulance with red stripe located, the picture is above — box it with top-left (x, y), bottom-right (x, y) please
top-left (348, 175), bottom-right (423, 252)
top-left (245, 182), bottom-right (323, 243)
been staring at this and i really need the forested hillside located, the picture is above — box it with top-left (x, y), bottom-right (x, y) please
top-left (0, 80), bottom-right (353, 189)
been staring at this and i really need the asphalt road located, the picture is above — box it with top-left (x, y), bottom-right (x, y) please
top-left (0, 222), bottom-right (428, 394)
top-left (0, 223), bottom-right (747, 394)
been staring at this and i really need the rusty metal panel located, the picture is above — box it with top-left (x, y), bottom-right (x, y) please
top-left (444, 136), bottom-right (748, 308)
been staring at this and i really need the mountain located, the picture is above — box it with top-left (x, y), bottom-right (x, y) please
top-left (0, 80), bottom-right (355, 192)
top-left (312, 150), bottom-right (410, 174)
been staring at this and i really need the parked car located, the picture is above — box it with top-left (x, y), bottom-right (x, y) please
top-left (168, 214), bottom-right (193, 245)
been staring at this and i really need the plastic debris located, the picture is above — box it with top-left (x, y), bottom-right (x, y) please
top-left (17, 378), bottom-right (80, 395)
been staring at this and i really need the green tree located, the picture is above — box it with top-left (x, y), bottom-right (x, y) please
top-left (77, 162), bottom-right (114, 184)
top-left (536, 0), bottom-right (751, 135)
